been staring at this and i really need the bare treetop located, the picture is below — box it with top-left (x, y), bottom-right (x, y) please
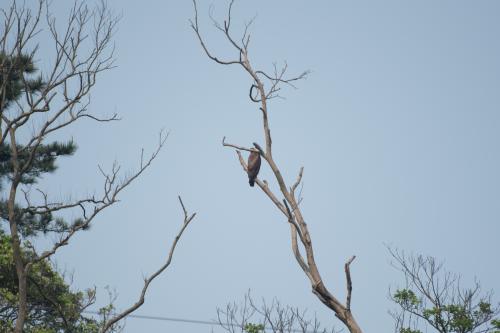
top-left (191, 1), bottom-right (362, 332)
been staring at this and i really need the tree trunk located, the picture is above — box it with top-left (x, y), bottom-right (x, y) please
top-left (8, 181), bottom-right (28, 333)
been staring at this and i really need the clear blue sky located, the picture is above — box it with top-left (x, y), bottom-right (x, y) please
top-left (25, 0), bottom-right (500, 331)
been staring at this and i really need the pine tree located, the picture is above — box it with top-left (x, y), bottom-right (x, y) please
top-left (0, 52), bottom-right (76, 237)
top-left (0, 52), bottom-right (100, 332)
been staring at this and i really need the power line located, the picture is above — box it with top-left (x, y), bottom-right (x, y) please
top-left (82, 311), bottom-right (326, 333)
top-left (83, 311), bottom-right (218, 326)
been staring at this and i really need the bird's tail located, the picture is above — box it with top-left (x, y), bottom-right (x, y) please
top-left (249, 178), bottom-right (255, 187)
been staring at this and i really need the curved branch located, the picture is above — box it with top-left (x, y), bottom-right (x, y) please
top-left (100, 196), bottom-right (196, 332)
top-left (249, 84), bottom-right (261, 102)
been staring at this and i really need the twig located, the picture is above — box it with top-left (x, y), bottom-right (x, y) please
top-left (222, 136), bottom-right (256, 153)
top-left (291, 167), bottom-right (304, 194)
top-left (345, 256), bottom-right (356, 311)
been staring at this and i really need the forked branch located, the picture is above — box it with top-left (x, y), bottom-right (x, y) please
top-left (191, 2), bottom-right (362, 332)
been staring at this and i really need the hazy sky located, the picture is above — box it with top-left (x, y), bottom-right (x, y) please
top-left (16, 0), bottom-right (500, 332)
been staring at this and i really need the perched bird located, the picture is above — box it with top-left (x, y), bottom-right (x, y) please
top-left (247, 150), bottom-right (261, 187)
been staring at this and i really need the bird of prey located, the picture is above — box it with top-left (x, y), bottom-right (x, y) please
top-left (247, 150), bottom-right (261, 187)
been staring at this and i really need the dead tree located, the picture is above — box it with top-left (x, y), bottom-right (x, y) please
top-left (0, 1), bottom-right (195, 332)
top-left (216, 291), bottom-right (337, 333)
top-left (190, 1), bottom-right (362, 332)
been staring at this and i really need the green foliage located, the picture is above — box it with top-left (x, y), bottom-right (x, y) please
top-left (445, 305), bottom-right (473, 331)
top-left (400, 328), bottom-right (422, 333)
top-left (0, 200), bottom-right (72, 238)
top-left (0, 52), bottom-right (93, 331)
top-left (419, 303), bottom-right (498, 332)
top-left (490, 319), bottom-right (500, 333)
top-left (0, 141), bottom-right (77, 188)
top-left (0, 52), bottom-right (76, 238)
top-left (0, 229), bottom-right (100, 332)
top-left (394, 289), bottom-right (420, 309)
top-left (0, 52), bottom-right (45, 111)
top-left (390, 250), bottom-right (500, 333)
top-left (393, 288), bottom-right (499, 333)
top-left (244, 323), bottom-right (265, 333)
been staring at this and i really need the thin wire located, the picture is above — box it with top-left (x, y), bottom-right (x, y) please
top-left (82, 310), bottom-right (328, 333)
top-left (83, 311), bottom-right (218, 326)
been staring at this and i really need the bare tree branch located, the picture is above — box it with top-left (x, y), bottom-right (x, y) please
top-left (222, 136), bottom-right (255, 153)
top-left (345, 256), bottom-right (356, 312)
top-left (189, 0), bottom-right (241, 66)
top-left (217, 291), bottom-right (338, 333)
top-left (192, 2), bottom-right (361, 332)
top-left (30, 131), bottom-right (168, 266)
top-left (100, 197), bottom-right (196, 332)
